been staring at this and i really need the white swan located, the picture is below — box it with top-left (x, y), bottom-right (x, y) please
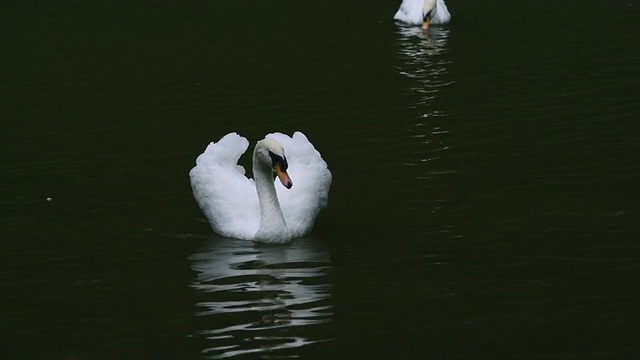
top-left (393, 0), bottom-right (451, 29)
top-left (189, 132), bottom-right (332, 244)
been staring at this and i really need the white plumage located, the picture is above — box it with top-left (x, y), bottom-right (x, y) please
top-left (394, 0), bottom-right (451, 28)
top-left (189, 132), bottom-right (331, 244)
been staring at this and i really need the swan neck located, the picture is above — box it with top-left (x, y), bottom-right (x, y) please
top-left (424, 0), bottom-right (437, 16)
top-left (252, 147), bottom-right (290, 242)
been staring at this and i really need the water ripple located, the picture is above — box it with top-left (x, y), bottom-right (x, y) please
top-left (189, 238), bottom-right (333, 359)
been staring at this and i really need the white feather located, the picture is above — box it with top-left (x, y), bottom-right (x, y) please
top-left (189, 132), bottom-right (332, 243)
top-left (394, 0), bottom-right (451, 26)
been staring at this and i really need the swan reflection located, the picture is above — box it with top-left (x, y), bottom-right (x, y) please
top-left (395, 26), bottom-right (453, 107)
top-left (395, 26), bottom-right (459, 236)
top-left (396, 26), bottom-right (453, 168)
top-left (189, 238), bottom-right (333, 359)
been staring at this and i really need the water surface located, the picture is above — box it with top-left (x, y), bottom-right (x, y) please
top-left (2, 0), bottom-right (639, 358)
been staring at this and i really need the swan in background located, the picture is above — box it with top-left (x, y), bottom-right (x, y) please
top-left (190, 132), bottom-right (332, 244)
top-left (394, 0), bottom-right (451, 29)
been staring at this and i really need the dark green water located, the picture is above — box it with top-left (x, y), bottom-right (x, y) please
top-left (2, 1), bottom-right (639, 358)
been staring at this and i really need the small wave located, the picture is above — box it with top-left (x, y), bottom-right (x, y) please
top-left (189, 238), bottom-right (333, 359)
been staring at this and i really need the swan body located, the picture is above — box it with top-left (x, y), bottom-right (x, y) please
top-left (394, 0), bottom-right (451, 29)
top-left (189, 132), bottom-right (331, 244)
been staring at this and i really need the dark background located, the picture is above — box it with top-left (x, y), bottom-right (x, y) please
top-left (2, 1), bottom-right (639, 358)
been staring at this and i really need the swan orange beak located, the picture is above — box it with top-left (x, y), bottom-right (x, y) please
top-left (422, 17), bottom-right (431, 30)
top-left (274, 163), bottom-right (293, 189)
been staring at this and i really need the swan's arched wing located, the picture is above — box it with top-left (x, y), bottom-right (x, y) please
top-left (393, 0), bottom-right (425, 25)
top-left (189, 133), bottom-right (260, 239)
top-left (267, 132), bottom-right (332, 237)
top-left (433, 0), bottom-right (451, 24)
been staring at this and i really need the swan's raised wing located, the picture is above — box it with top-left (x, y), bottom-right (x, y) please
top-left (433, 0), bottom-right (451, 24)
top-left (189, 133), bottom-right (260, 239)
top-left (393, 0), bottom-right (425, 26)
top-left (267, 132), bottom-right (332, 237)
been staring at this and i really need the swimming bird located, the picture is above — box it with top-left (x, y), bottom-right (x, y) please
top-left (393, 0), bottom-right (451, 30)
top-left (189, 132), bottom-right (332, 244)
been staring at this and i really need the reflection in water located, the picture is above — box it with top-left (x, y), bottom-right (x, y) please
top-left (396, 27), bottom-right (453, 105)
top-left (395, 27), bottom-right (459, 236)
top-left (395, 27), bottom-right (453, 166)
top-left (189, 238), bottom-right (333, 359)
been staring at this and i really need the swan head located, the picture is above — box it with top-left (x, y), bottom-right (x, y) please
top-left (422, 0), bottom-right (437, 30)
top-left (255, 139), bottom-right (293, 189)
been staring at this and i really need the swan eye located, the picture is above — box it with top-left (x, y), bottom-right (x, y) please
top-left (268, 151), bottom-right (288, 171)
